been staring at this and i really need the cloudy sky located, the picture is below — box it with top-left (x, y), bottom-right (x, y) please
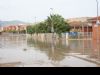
top-left (0, 0), bottom-right (99, 23)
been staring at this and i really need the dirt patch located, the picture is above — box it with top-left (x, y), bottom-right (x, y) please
top-left (0, 62), bottom-right (22, 67)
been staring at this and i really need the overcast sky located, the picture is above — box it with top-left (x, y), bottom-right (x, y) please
top-left (0, 0), bottom-right (99, 23)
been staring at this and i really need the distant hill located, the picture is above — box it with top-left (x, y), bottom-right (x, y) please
top-left (0, 20), bottom-right (29, 26)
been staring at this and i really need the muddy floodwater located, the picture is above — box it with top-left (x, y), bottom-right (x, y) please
top-left (0, 33), bottom-right (100, 67)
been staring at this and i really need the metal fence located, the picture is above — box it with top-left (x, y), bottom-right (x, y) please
top-left (68, 32), bottom-right (92, 40)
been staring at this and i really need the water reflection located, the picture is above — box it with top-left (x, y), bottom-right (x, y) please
top-left (92, 39), bottom-right (100, 60)
top-left (27, 37), bottom-right (70, 62)
top-left (0, 33), bottom-right (27, 50)
top-left (0, 33), bottom-right (100, 67)
top-left (27, 35), bottom-right (100, 66)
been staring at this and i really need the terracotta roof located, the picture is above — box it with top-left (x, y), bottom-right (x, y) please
top-left (69, 21), bottom-right (88, 27)
top-left (88, 16), bottom-right (100, 22)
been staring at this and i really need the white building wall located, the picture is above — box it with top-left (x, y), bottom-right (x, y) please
top-left (0, 27), bottom-right (3, 32)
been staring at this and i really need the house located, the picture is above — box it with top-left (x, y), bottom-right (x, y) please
top-left (88, 17), bottom-right (100, 55)
top-left (66, 17), bottom-right (92, 33)
top-left (88, 16), bottom-right (100, 40)
top-left (3, 24), bottom-right (27, 33)
top-left (67, 17), bottom-right (91, 23)
top-left (0, 26), bottom-right (3, 32)
top-left (68, 21), bottom-right (92, 32)
top-left (3, 26), bottom-right (16, 31)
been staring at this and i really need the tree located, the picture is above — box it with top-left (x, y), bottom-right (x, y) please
top-left (27, 26), bottom-right (35, 35)
top-left (46, 14), bottom-right (71, 34)
top-left (27, 14), bottom-right (71, 35)
top-left (35, 22), bottom-right (47, 33)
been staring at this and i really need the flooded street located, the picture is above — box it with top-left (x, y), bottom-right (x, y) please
top-left (0, 33), bottom-right (100, 67)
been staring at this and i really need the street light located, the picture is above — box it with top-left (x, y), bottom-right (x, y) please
top-left (50, 8), bottom-right (55, 62)
top-left (95, 0), bottom-right (100, 42)
top-left (0, 22), bottom-right (2, 35)
top-left (50, 8), bottom-right (54, 33)
top-left (96, 0), bottom-right (99, 25)
top-left (35, 17), bottom-right (37, 34)
top-left (25, 25), bottom-right (27, 35)
top-left (35, 17), bottom-right (36, 24)
top-left (96, 0), bottom-right (100, 57)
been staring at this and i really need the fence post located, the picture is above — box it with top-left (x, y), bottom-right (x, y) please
top-left (66, 33), bottom-right (69, 40)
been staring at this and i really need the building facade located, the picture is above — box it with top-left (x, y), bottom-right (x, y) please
top-left (69, 21), bottom-right (92, 32)
top-left (3, 24), bottom-right (27, 33)
top-left (88, 16), bottom-right (100, 40)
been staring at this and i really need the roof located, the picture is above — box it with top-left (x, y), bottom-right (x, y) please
top-left (88, 16), bottom-right (100, 22)
top-left (68, 21), bottom-right (89, 27)
top-left (66, 17), bottom-right (91, 23)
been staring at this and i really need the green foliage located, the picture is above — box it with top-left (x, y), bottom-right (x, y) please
top-left (46, 14), bottom-right (71, 34)
top-left (8, 30), bottom-right (17, 33)
top-left (35, 22), bottom-right (49, 33)
top-left (20, 30), bottom-right (26, 34)
top-left (27, 14), bottom-right (71, 34)
top-left (27, 26), bottom-right (35, 35)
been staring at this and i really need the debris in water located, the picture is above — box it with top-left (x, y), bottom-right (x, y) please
top-left (23, 48), bottom-right (27, 51)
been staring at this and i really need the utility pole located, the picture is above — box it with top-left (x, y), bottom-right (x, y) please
top-left (35, 17), bottom-right (37, 34)
top-left (50, 8), bottom-right (54, 33)
top-left (50, 8), bottom-right (55, 54)
top-left (96, 0), bottom-right (99, 25)
top-left (96, 0), bottom-right (100, 59)
top-left (0, 24), bottom-right (1, 35)
top-left (95, 0), bottom-right (99, 42)
top-left (26, 25), bottom-right (27, 35)
top-left (0, 21), bottom-right (2, 35)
